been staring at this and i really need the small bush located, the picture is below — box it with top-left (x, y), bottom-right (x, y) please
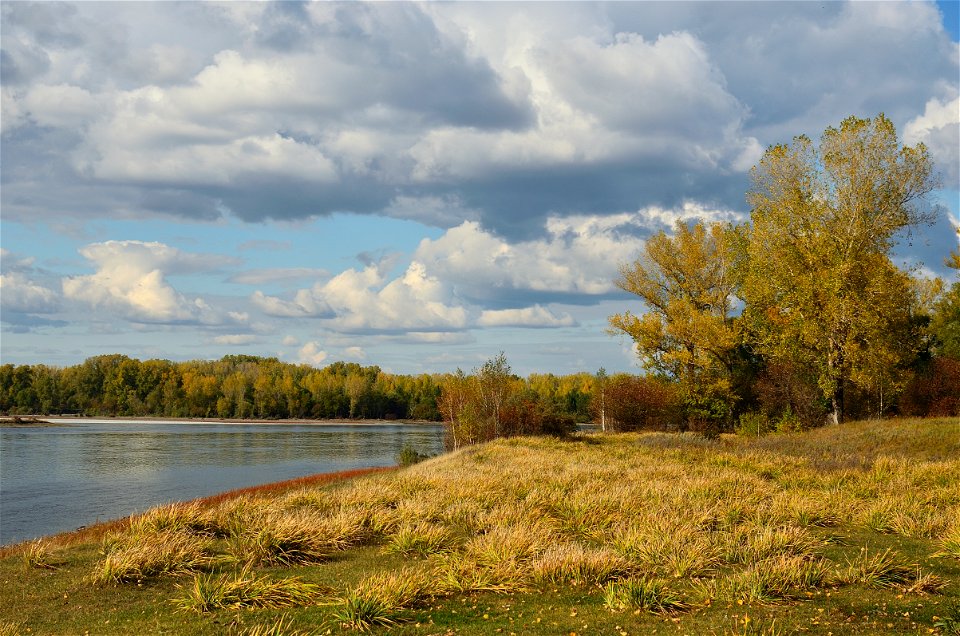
top-left (397, 443), bottom-right (430, 467)
top-left (736, 412), bottom-right (773, 437)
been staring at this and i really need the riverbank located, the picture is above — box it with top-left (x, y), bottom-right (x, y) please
top-left (2, 417), bottom-right (958, 635)
top-left (36, 415), bottom-right (441, 426)
top-left (0, 415), bottom-right (56, 426)
top-left (0, 465), bottom-right (395, 557)
top-left (1, 419), bottom-right (445, 546)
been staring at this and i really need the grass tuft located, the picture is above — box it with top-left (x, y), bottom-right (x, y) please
top-left (711, 556), bottom-right (829, 603)
top-left (839, 548), bottom-right (916, 589)
top-left (531, 542), bottom-right (632, 587)
top-left (331, 593), bottom-right (398, 632)
top-left (225, 614), bottom-right (316, 636)
top-left (93, 529), bottom-right (214, 584)
top-left (937, 525), bottom-right (960, 560)
top-left (385, 523), bottom-right (454, 557)
top-left (22, 540), bottom-right (61, 570)
top-left (175, 567), bottom-right (326, 612)
top-left (603, 577), bottom-right (689, 614)
top-left (934, 600), bottom-right (960, 635)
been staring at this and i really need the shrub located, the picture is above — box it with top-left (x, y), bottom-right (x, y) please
top-left (754, 362), bottom-right (825, 427)
top-left (397, 443), bottom-right (430, 467)
top-left (900, 357), bottom-right (960, 416)
top-left (736, 412), bottom-right (773, 437)
top-left (604, 374), bottom-right (682, 432)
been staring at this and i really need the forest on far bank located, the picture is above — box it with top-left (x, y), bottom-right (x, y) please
top-left (0, 354), bottom-right (593, 424)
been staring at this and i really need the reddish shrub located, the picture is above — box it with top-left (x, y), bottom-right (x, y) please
top-left (900, 357), bottom-right (960, 417)
top-left (601, 375), bottom-right (682, 432)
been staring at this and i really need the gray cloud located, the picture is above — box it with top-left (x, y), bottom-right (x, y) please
top-left (1, 0), bottom-right (956, 245)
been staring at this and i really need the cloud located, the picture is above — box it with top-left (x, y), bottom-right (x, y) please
top-left (3, 1), bottom-right (953, 240)
top-left (61, 240), bottom-right (231, 323)
top-left (342, 346), bottom-right (366, 360)
top-left (251, 288), bottom-right (332, 318)
top-left (256, 260), bottom-right (468, 334)
top-left (297, 341), bottom-right (328, 366)
top-left (212, 334), bottom-right (257, 345)
top-left (20, 83), bottom-right (101, 128)
top-left (229, 267), bottom-right (329, 285)
top-left (477, 305), bottom-right (576, 328)
top-left (0, 271), bottom-right (59, 314)
top-left (904, 95), bottom-right (960, 188)
top-left (413, 202), bottom-right (741, 305)
top-left (281, 335), bottom-right (299, 346)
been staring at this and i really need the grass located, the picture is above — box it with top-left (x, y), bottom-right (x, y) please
top-left (603, 577), bottom-right (689, 613)
top-left (175, 567), bottom-right (327, 612)
top-left (1, 416), bottom-right (958, 634)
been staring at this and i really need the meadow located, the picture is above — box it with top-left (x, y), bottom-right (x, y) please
top-left (1, 417), bottom-right (958, 635)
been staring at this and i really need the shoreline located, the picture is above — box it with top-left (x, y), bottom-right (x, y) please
top-left (0, 464), bottom-right (396, 556)
top-left (9, 415), bottom-right (442, 427)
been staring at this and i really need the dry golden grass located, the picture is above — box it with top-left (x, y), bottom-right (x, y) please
top-left (37, 416), bottom-right (955, 634)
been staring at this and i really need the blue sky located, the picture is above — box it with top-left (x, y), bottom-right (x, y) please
top-left (2, 1), bottom-right (958, 376)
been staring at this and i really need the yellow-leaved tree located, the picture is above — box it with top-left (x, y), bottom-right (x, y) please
top-left (608, 220), bottom-right (741, 429)
top-left (742, 114), bottom-right (938, 424)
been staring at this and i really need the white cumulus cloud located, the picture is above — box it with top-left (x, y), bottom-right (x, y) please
top-left (904, 94), bottom-right (960, 188)
top-left (477, 305), bottom-right (576, 328)
top-left (0, 272), bottom-right (60, 314)
top-left (298, 341), bottom-right (329, 367)
top-left (61, 240), bottom-right (229, 323)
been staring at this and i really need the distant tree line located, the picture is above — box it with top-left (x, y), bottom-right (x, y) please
top-left (0, 354), bottom-right (596, 424)
top-left (0, 356), bottom-right (442, 420)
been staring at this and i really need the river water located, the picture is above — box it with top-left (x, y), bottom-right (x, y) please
top-left (0, 419), bottom-right (445, 545)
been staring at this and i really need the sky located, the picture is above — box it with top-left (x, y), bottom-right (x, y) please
top-left (1, 1), bottom-right (958, 376)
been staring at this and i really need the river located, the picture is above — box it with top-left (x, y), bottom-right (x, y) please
top-left (0, 419), bottom-right (445, 545)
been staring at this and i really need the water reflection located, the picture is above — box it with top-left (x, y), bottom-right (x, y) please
top-left (1, 420), bottom-right (445, 545)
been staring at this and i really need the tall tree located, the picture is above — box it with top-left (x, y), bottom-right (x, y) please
top-left (743, 114), bottom-right (938, 423)
top-left (930, 228), bottom-right (960, 359)
top-left (609, 220), bottom-right (741, 426)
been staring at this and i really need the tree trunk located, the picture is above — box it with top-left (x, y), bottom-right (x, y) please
top-left (829, 383), bottom-right (844, 425)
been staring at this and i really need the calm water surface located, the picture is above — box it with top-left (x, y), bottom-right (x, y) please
top-left (0, 419), bottom-right (445, 545)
